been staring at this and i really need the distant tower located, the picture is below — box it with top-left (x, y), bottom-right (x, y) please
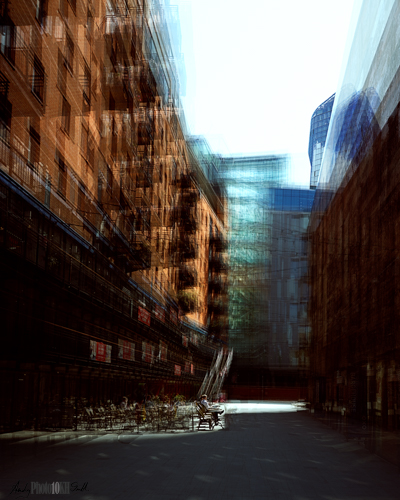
top-left (308, 94), bottom-right (335, 189)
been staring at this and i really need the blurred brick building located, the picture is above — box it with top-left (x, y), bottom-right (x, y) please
top-left (309, 0), bottom-right (400, 429)
top-left (0, 0), bottom-right (226, 431)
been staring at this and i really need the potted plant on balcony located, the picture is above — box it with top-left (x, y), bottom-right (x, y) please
top-left (177, 290), bottom-right (198, 313)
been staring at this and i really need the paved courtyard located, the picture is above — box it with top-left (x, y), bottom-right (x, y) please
top-left (1, 403), bottom-right (399, 500)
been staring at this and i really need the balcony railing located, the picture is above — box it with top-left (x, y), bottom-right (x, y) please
top-left (207, 299), bottom-right (226, 315)
top-left (178, 265), bottom-right (197, 289)
top-left (131, 239), bottom-right (151, 269)
top-left (209, 234), bottom-right (228, 252)
top-left (150, 206), bottom-right (162, 227)
top-left (179, 210), bottom-right (198, 232)
top-left (179, 173), bottom-right (193, 190)
top-left (135, 187), bottom-right (151, 209)
top-left (208, 319), bottom-right (226, 335)
top-left (180, 243), bottom-right (198, 261)
top-left (208, 277), bottom-right (227, 294)
top-left (181, 189), bottom-right (199, 206)
top-left (0, 135), bottom-right (10, 170)
top-left (209, 255), bottom-right (228, 272)
top-left (177, 290), bottom-right (198, 313)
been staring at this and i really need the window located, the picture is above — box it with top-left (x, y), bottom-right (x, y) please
top-left (81, 123), bottom-right (94, 168)
top-left (97, 173), bottom-right (103, 204)
top-left (69, 170), bottom-right (77, 205)
top-left (131, 38), bottom-right (137, 63)
top-left (32, 56), bottom-right (45, 103)
top-left (28, 126), bottom-right (40, 169)
top-left (0, 20), bottom-right (15, 65)
top-left (0, 70), bottom-right (8, 99)
top-left (35, 0), bottom-right (47, 28)
top-left (61, 96), bottom-right (71, 134)
top-left (86, 9), bottom-right (93, 41)
top-left (0, 71), bottom-right (10, 144)
top-left (0, 111), bottom-right (10, 144)
top-left (59, 0), bottom-right (67, 18)
top-left (82, 63), bottom-right (91, 107)
top-left (78, 181), bottom-right (87, 214)
top-left (106, 164), bottom-right (113, 193)
top-left (64, 32), bottom-right (74, 73)
top-left (81, 123), bottom-right (89, 158)
top-left (110, 38), bottom-right (118, 68)
top-left (57, 49), bottom-right (67, 96)
top-left (68, 0), bottom-right (76, 13)
top-left (56, 151), bottom-right (67, 198)
top-left (111, 117), bottom-right (117, 156)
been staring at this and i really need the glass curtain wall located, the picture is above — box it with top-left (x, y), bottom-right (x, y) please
top-left (267, 188), bottom-right (315, 378)
top-left (220, 155), bottom-right (290, 365)
top-left (308, 94), bottom-right (335, 189)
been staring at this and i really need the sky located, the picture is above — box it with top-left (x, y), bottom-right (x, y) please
top-left (171, 0), bottom-right (356, 186)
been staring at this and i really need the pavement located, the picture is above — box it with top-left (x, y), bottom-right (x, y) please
top-left (308, 409), bottom-right (400, 469)
top-left (0, 402), bottom-right (399, 500)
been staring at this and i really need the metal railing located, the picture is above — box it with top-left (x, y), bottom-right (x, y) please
top-left (33, 402), bottom-right (201, 433)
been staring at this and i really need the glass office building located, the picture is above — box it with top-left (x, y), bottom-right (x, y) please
top-left (267, 188), bottom-right (315, 380)
top-left (308, 94), bottom-right (335, 189)
top-left (220, 155), bottom-right (314, 386)
top-left (220, 155), bottom-right (290, 360)
top-left (315, 0), bottom-right (399, 207)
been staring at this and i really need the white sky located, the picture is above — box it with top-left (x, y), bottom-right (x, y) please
top-left (172, 0), bottom-right (355, 186)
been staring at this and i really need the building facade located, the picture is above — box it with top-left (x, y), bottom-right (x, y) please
top-left (308, 93), bottom-right (334, 189)
top-left (267, 187), bottom-right (314, 387)
top-left (309, 0), bottom-right (400, 429)
top-left (219, 155), bottom-right (313, 398)
top-left (0, 0), bottom-right (226, 431)
top-left (220, 154), bottom-right (290, 365)
top-left (186, 136), bottom-right (228, 342)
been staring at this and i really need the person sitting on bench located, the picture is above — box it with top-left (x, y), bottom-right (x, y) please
top-left (200, 394), bottom-right (224, 423)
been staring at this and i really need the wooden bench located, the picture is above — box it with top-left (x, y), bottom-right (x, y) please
top-left (196, 403), bottom-right (214, 430)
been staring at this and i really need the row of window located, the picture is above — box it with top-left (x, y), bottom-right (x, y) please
top-left (1, 11), bottom-right (91, 108)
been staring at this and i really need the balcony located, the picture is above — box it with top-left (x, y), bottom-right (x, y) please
top-left (162, 206), bottom-right (174, 228)
top-left (169, 239), bottom-right (179, 255)
top-left (183, 213), bottom-right (198, 232)
top-left (182, 189), bottom-right (199, 206)
top-left (110, 226), bottom-right (152, 273)
top-left (179, 173), bottom-right (194, 190)
top-left (131, 239), bottom-right (151, 269)
top-left (169, 237), bottom-right (198, 265)
top-left (136, 106), bottom-right (153, 126)
top-left (209, 254), bottom-right (228, 272)
top-left (102, 62), bottom-right (130, 111)
top-left (135, 187), bottom-right (151, 208)
top-left (135, 158), bottom-right (153, 188)
top-left (208, 318), bottom-right (226, 336)
top-left (136, 107), bottom-right (154, 144)
top-left (166, 142), bottom-right (175, 156)
top-left (150, 206), bottom-right (162, 228)
top-left (168, 206), bottom-right (180, 226)
top-left (137, 122), bottom-right (153, 146)
top-left (178, 209), bottom-right (198, 232)
top-left (180, 242), bottom-right (198, 261)
top-left (209, 233), bottom-right (228, 252)
top-left (178, 264), bottom-right (197, 289)
top-left (208, 277), bottom-right (226, 294)
top-left (207, 298), bottom-right (226, 315)
top-left (0, 135), bottom-right (10, 170)
top-left (139, 66), bottom-right (156, 104)
top-left (177, 290), bottom-right (198, 314)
